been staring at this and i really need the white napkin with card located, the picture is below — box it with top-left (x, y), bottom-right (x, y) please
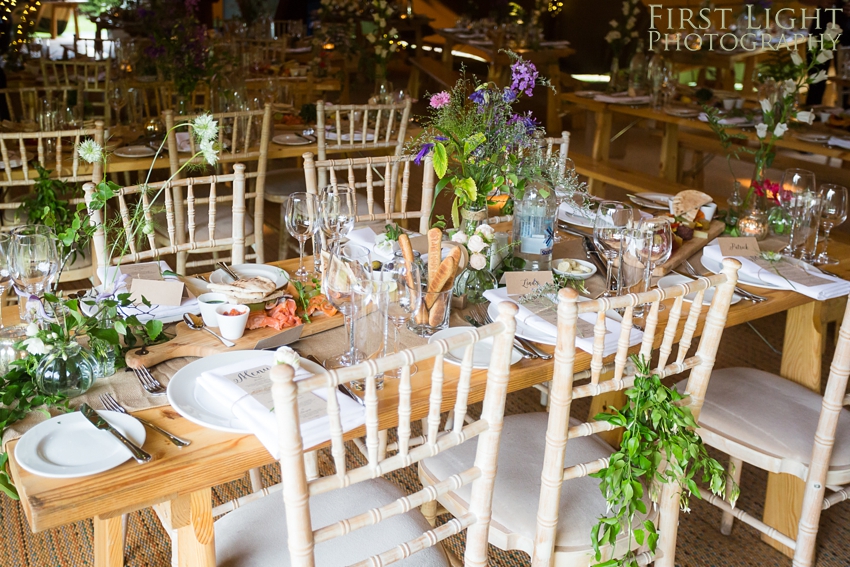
top-left (483, 288), bottom-right (643, 356)
top-left (197, 358), bottom-right (365, 458)
top-left (346, 226), bottom-right (402, 262)
top-left (95, 261), bottom-right (200, 324)
top-left (702, 242), bottom-right (850, 300)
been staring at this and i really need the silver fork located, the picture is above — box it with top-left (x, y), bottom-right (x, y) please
top-left (132, 366), bottom-right (167, 396)
top-left (483, 310), bottom-right (554, 360)
top-left (681, 259), bottom-right (767, 303)
top-left (100, 393), bottom-right (190, 447)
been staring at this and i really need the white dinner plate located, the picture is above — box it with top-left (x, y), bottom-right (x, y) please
top-left (487, 299), bottom-right (623, 347)
top-left (114, 145), bottom-right (156, 158)
top-left (15, 410), bottom-right (146, 479)
top-left (657, 273), bottom-right (742, 306)
top-left (429, 327), bottom-right (523, 368)
top-left (325, 130), bottom-right (375, 142)
top-left (664, 106), bottom-right (700, 118)
top-left (209, 263), bottom-right (290, 288)
top-left (1, 151), bottom-right (29, 169)
top-left (629, 192), bottom-right (671, 210)
top-left (167, 351), bottom-right (325, 433)
top-left (700, 255), bottom-right (803, 290)
top-left (272, 132), bottom-right (313, 146)
top-left (559, 203), bottom-right (596, 228)
top-left (796, 133), bottom-right (831, 144)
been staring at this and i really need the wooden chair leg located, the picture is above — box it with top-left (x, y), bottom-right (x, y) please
top-left (421, 499), bottom-right (438, 528)
top-left (248, 467), bottom-right (263, 493)
top-left (721, 457), bottom-right (744, 535)
top-left (304, 450), bottom-right (319, 480)
top-left (654, 481), bottom-right (681, 567)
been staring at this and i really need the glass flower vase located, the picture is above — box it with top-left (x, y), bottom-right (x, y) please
top-left (35, 341), bottom-right (98, 397)
top-left (736, 194), bottom-right (769, 240)
top-left (453, 267), bottom-right (497, 305)
top-left (458, 202), bottom-right (489, 235)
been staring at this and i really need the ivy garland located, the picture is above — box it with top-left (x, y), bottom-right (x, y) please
top-left (588, 355), bottom-right (738, 567)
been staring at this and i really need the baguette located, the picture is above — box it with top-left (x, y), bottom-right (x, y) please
top-left (397, 233), bottom-right (417, 292)
top-left (445, 245), bottom-right (463, 278)
top-left (415, 304), bottom-right (429, 324)
top-left (429, 296), bottom-right (448, 326)
top-left (425, 255), bottom-right (457, 310)
top-left (427, 228), bottom-right (442, 288)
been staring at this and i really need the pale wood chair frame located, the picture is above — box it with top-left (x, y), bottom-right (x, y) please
top-left (0, 85), bottom-right (84, 123)
top-left (83, 164), bottom-right (247, 270)
top-left (693, 300), bottom-right (850, 567)
top-left (40, 59), bottom-right (112, 126)
top-left (126, 81), bottom-right (211, 124)
top-left (239, 37), bottom-right (289, 66)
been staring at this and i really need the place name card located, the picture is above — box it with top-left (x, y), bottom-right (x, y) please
top-left (718, 237), bottom-right (760, 257)
top-left (505, 270), bottom-right (554, 295)
top-left (130, 279), bottom-right (186, 307)
top-left (521, 296), bottom-right (605, 339)
top-left (751, 258), bottom-right (834, 288)
top-left (218, 362), bottom-right (327, 420)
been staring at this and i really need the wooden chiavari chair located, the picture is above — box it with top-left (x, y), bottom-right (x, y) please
top-left (419, 259), bottom-right (742, 567)
top-left (0, 85), bottom-right (83, 123)
top-left (126, 81), bottom-right (211, 124)
top-left (239, 37), bottom-right (289, 67)
top-left (209, 301), bottom-right (519, 566)
top-left (82, 164), bottom-right (247, 272)
top-left (40, 59), bottom-right (112, 125)
top-left (163, 105), bottom-right (271, 272)
top-left (678, 299), bottom-right (850, 567)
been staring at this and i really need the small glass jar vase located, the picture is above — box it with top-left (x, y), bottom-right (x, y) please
top-left (35, 341), bottom-right (98, 397)
top-left (453, 267), bottom-right (497, 305)
top-left (736, 200), bottom-right (770, 240)
top-left (458, 202), bottom-right (489, 235)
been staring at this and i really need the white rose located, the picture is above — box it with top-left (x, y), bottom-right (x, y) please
top-left (825, 22), bottom-right (841, 42)
top-left (791, 52), bottom-right (803, 66)
top-left (810, 70), bottom-right (829, 84)
top-left (759, 99), bottom-right (772, 114)
top-left (755, 123), bottom-right (768, 138)
top-left (796, 111), bottom-right (815, 125)
top-left (475, 224), bottom-right (495, 240)
top-left (274, 346), bottom-right (301, 369)
top-left (467, 234), bottom-right (486, 253)
top-left (774, 123), bottom-right (788, 138)
top-left (816, 49), bottom-right (834, 64)
top-left (451, 231), bottom-right (468, 245)
top-left (469, 253), bottom-right (487, 270)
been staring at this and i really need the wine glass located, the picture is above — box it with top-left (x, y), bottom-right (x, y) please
top-left (592, 201), bottom-right (634, 297)
top-left (780, 168), bottom-right (817, 255)
top-left (381, 260), bottom-right (422, 377)
top-left (317, 184), bottom-right (357, 274)
top-left (552, 158), bottom-right (580, 244)
top-left (816, 184), bottom-right (848, 265)
top-left (109, 86), bottom-right (128, 127)
top-left (631, 218), bottom-right (673, 317)
top-left (323, 243), bottom-right (372, 370)
top-left (284, 192), bottom-right (319, 281)
top-left (0, 234), bottom-right (11, 328)
top-left (11, 225), bottom-right (59, 322)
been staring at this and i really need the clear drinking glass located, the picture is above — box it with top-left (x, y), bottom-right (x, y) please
top-left (109, 86), bottom-right (128, 127)
top-left (593, 201), bottom-right (634, 297)
top-left (323, 243), bottom-right (372, 369)
top-left (780, 168), bottom-right (817, 255)
top-left (0, 234), bottom-right (11, 329)
top-left (788, 190), bottom-right (823, 262)
top-left (284, 192), bottom-right (319, 281)
top-left (318, 185), bottom-right (356, 274)
top-left (816, 184), bottom-right (848, 265)
top-left (11, 226), bottom-right (59, 322)
top-left (631, 218), bottom-right (673, 317)
top-left (381, 261), bottom-right (422, 377)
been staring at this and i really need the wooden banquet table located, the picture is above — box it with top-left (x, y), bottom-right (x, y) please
top-left (4, 228), bottom-right (850, 566)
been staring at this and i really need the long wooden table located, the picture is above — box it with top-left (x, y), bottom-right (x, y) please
top-left (5, 235), bottom-right (850, 565)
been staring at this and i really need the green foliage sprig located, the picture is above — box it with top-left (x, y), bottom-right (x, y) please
top-left (589, 355), bottom-right (736, 567)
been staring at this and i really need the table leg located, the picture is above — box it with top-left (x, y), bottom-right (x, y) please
top-left (589, 109), bottom-right (612, 195)
top-left (659, 122), bottom-right (679, 182)
top-left (166, 488), bottom-right (216, 567)
top-left (762, 301), bottom-right (824, 557)
top-left (94, 515), bottom-right (123, 567)
top-left (441, 39), bottom-right (455, 70)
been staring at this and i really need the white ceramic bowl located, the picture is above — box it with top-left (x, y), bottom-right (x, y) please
top-left (552, 258), bottom-right (597, 280)
top-left (198, 293), bottom-right (228, 328)
top-left (215, 304), bottom-right (250, 340)
top-left (700, 202), bottom-right (718, 221)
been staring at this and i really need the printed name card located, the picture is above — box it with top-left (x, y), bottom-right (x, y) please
top-left (408, 234), bottom-right (429, 255)
top-left (505, 270), bottom-right (554, 295)
top-left (121, 261), bottom-right (188, 307)
top-left (718, 237), bottom-right (761, 257)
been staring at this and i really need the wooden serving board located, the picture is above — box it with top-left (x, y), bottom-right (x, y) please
top-left (125, 312), bottom-right (343, 369)
top-left (653, 219), bottom-right (725, 276)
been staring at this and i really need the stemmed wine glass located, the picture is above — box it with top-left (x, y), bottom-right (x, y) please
top-left (593, 201), bottom-right (633, 297)
top-left (381, 260), bottom-right (422, 377)
top-left (10, 225), bottom-right (60, 322)
top-left (323, 243), bottom-right (372, 370)
top-left (631, 218), bottom-right (673, 317)
top-left (552, 158), bottom-right (580, 244)
top-left (0, 234), bottom-right (11, 329)
top-left (284, 192), bottom-right (319, 281)
top-left (780, 168), bottom-right (817, 255)
top-left (318, 185), bottom-right (357, 274)
top-left (816, 184), bottom-right (848, 265)
top-left (109, 85), bottom-right (128, 127)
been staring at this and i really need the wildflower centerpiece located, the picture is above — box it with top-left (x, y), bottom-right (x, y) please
top-left (450, 224), bottom-right (499, 304)
top-left (411, 53), bottom-right (551, 232)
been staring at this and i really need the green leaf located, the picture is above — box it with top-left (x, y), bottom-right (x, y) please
top-left (634, 528), bottom-right (645, 546)
top-left (0, 473), bottom-right (19, 500)
top-left (433, 142), bottom-right (448, 178)
top-left (89, 328), bottom-right (120, 345)
top-left (463, 132), bottom-right (486, 156)
top-left (114, 320), bottom-right (127, 336)
top-left (451, 198), bottom-right (460, 230)
top-left (145, 320), bottom-right (163, 342)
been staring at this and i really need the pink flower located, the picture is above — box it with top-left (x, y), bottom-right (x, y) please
top-left (430, 91), bottom-right (451, 108)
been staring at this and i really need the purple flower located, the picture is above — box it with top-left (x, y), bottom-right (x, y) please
top-left (429, 91), bottom-right (451, 108)
top-left (502, 88), bottom-right (517, 103)
top-left (510, 59), bottom-right (539, 97)
top-left (435, 136), bottom-right (449, 141)
top-left (414, 143), bottom-right (434, 165)
top-left (468, 89), bottom-right (487, 105)
top-left (509, 112), bottom-right (538, 134)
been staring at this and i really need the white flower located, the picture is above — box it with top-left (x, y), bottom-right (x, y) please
top-left (791, 51), bottom-right (803, 66)
top-left (77, 139), bottom-right (103, 164)
top-left (274, 346), bottom-right (301, 369)
top-left (374, 238), bottom-right (395, 257)
top-left (192, 114), bottom-right (218, 143)
top-left (609, 19), bottom-right (619, 28)
top-left (626, 17), bottom-right (636, 30)
top-left (375, 45), bottom-right (385, 57)
top-left (810, 70), bottom-right (829, 84)
top-left (451, 231), bottom-right (468, 245)
top-left (630, 30), bottom-right (639, 38)
top-left (797, 111), bottom-right (815, 125)
top-left (25, 322), bottom-right (39, 337)
top-left (783, 79), bottom-right (797, 97)
top-left (469, 252), bottom-right (487, 270)
top-left (622, 1), bottom-right (629, 15)
top-left (365, 33), bottom-right (376, 43)
top-left (378, 19), bottom-right (386, 28)
top-left (142, 222), bottom-right (154, 235)
top-left (389, 44), bottom-right (398, 52)
top-left (467, 234), bottom-right (486, 253)
top-left (759, 99), bottom-right (772, 114)
top-left (605, 30), bottom-right (621, 43)
top-left (774, 123), bottom-right (788, 138)
top-left (816, 50), bottom-right (834, 65)
top-left (23, 336), bottom-right (47, 355)
top-left (389, 27), bottom-right (398, 36)
top-left (825, 22), bottom-right (841, 42)
top-left (199, 138), bottom-right (218, 166)
top-left (474, 224), bottom-right (495, 240)
top-left (755, 123), bottom-right (768, 138)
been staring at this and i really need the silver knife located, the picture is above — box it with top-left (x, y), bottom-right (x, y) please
top-left (256, 324), bottom-right (304, 350)
top-left (581, 237), bottom-right (609, 275)
top-left (304, 353), bottom-right (365, 406)
top-left (80, 404), bottom-right (152, 463)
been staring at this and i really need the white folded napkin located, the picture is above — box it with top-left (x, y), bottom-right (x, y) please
top-left (483, 288), bottom-right (643, 356)
top-left (96, 261), bottom-right (200, 324)
top-left (594, 94), bottom-right (653, 105)
top-left (197, 357), bottom-right (365, 458)
top-left (827, 136), bottom-right (850, 150)
top-left (697, 113), bottom-right (749, 125)
top-left (346, 226), bottom-right (403, 263)
top-left (702, 242), bottom-right (850, 301)
top-left (176, 132), bottom-right (193, 152)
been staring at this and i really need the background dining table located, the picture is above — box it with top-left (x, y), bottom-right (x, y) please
top-left (4, 224), bottom-right (849, 566)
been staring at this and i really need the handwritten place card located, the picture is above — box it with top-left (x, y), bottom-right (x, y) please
top-left (718, 237), bottom-right (760, 257)
top-left (505, 270), bottom-right (554, 295)
top-left (130, 279), bottom-right (186, 307)
top-left (218, 362), bottom-right (328, 420)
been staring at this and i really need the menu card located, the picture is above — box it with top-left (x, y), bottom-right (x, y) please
top-left (217, 362), bottom-right (327, 421)
top-left (521, 296), bottom-right (604, 339)
top-left (750, 258), bottom-right (834, 288)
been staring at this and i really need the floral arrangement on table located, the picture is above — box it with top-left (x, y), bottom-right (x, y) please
top-left (363, 0), bottom-right (400, 83)
top-left (450, 224), bottom-right (501, 303)
top-left (605, 0), bottom-right (642, 84)
top-left (412, 52), bottom-right (580, 230)
top-left (705, 24), bottom-right (838, 237)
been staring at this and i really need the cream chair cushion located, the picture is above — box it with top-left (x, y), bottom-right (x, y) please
top-left (419, 413), bottom-right (649, 558)
top-left (264, 168), bottom-right (306, 200)
top-left (215, 477), bottom-right (450, 567)
top-left (675, 367), bottom-right (850, 474)
top-left (153, 204), bottom-right (254, 243)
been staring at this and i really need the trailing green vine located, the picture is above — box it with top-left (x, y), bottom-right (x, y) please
top-left (589, 355), bottom-right (737, 567)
